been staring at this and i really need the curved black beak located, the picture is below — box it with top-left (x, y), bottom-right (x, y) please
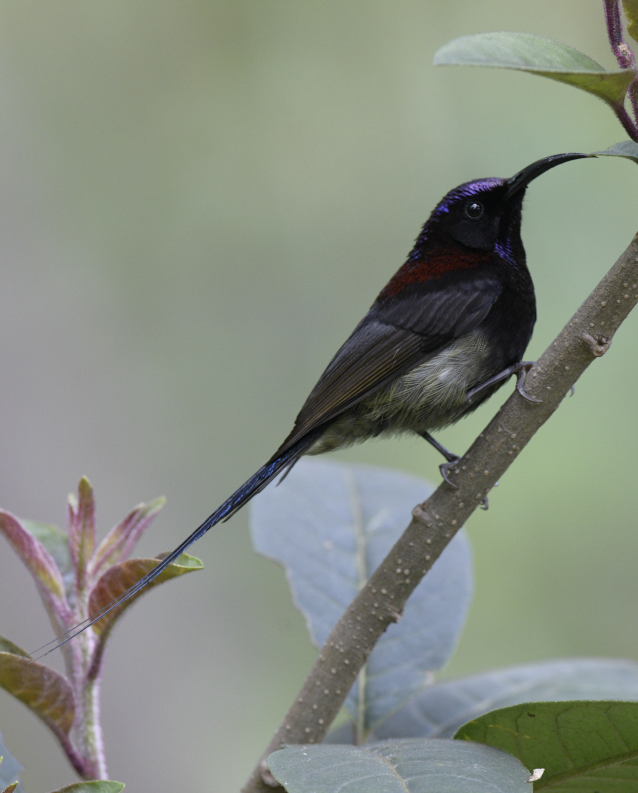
top-left (504, 152), bottom-right (588, 200)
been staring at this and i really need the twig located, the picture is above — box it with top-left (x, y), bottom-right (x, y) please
top-left (242, 233), bottom-right (638, 792)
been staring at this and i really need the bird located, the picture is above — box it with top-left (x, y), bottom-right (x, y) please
top-left (47, 151), bottom-right (586, 650)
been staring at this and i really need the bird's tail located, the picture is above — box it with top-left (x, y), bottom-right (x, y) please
top-left (34, 431), bottom-right (318, 659)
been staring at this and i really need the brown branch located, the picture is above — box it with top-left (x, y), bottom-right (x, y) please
top-left (242, 233), bottom-right (638, 792)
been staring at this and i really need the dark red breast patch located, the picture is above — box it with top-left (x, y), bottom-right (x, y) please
top-left (378, 246), bottom-right (493, 299)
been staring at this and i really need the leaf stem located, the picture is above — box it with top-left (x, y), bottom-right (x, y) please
top-left (68, 578), bottom-right (108, 778)
top-left (53, 728), bottom-right (91, 779)
top-left (604, 0), bottom-right (638, 138)
top-left (613, 100), bottom-right (638, 140)
top-left (241, 231), bottom-right (638, 793)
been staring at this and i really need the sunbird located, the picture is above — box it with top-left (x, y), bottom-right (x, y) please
top-left (50, 151), bottom-right (587, 649)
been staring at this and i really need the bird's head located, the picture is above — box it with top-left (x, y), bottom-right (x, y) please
top-left (416, 152), bottom-right (587, 266)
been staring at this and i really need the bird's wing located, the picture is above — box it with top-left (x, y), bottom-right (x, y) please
top-left (274, 271), bottom-right (503, 457)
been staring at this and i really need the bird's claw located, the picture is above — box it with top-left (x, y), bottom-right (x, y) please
top-left (479, 495), bottom-right (489, 510)
top-left (515, 361), bottom-right (542, 403)
top-left (439, 457), bottom-right (461, 488)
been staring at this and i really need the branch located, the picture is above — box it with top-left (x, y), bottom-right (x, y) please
top-left (242, 233), bottom-right (638, 792)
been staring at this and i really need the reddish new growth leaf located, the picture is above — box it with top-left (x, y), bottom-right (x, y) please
top-left (0, 478), bottom-right (201, 782)
top-left (86, 552), bottom-right (203, 677)
top-left (0, 651), bottom-right (75, 738)
top-left (89, 497), bottom-right (166, 582)
top-left (0, 511), bottom-right (72, 632)
top-left (67, 477), bottom-right (97, 595)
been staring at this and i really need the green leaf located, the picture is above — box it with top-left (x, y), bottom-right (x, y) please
top-left (88, 552), bottom-right (203, 640)
top-left (0, 637), bottom-right (29, 659)
top-left (434, 32), bottom-right (637, 108)
top-left (0, 733), bottom-right (23, 792)
top-left (2, 783), bottom-right (18, 793)
top-left (48, 783), bottom-right (124, 793)
top-left (268, 739), bottom-right (530, 792)
top-left (251, 459), bottom-right (472, 737)
top-left (0, 653), bottom-right (74, 739)
top-left (456, 700), bottom-right (638, 790)
top-left (367, 658), bottom-right (638, 742)
top-left (623, 0), bottom-right (638, 43)
top-left (593, 139), bottom-right (638, 164)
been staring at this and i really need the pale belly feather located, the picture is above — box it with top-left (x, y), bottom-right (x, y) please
top-left (309, 330), bottom-right (493, 454)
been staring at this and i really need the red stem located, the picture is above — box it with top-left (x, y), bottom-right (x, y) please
top-left (604, 0), bottom-right (638, 138)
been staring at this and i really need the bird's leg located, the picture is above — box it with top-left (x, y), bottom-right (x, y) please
top-left (465, 361), bottom-right (541, 405)
top-left (420, 431), bottom-right (491, 507)
top-left (419, 431), bottom-right (460, 488)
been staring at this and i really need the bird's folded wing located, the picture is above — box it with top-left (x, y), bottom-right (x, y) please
top-left (273, 272), bottom-right (502, 457)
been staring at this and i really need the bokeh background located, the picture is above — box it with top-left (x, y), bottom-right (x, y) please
top-left (0, 1), bottom-right (636, 790)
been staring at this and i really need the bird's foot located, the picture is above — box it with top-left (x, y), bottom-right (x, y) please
top-left (479, 481), bottom-right (500, 510)
top-left (515, 361), bottom-right (542, 403)
top-left (439, 456), bottom-right (461, 488)
top-left (465, 361), bottom-right (542, 406)
top-left (419, 431), bottom-right (462, 488)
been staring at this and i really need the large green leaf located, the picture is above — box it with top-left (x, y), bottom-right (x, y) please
top-left (0, 733), bottom-right (23, 792)
top-left (251, 459), bottom-right (473, 738)
top-left (434, 33), bottom-right (636, 109)
top-left (48, 783), bottom-right (124, 793)
top-left (365, 658), bottom-right (638, 742)
top-left (0, 653), bottom-right (74, 739)
top-left (457, 700), bottom-right (638, 790)
top-left (268, 739), bottom-right (530, 793)
top-left (593, 140), bottom-right (638, 164)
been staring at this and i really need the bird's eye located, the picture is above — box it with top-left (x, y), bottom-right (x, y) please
top-left (465, 201), bottom-right (484, 219)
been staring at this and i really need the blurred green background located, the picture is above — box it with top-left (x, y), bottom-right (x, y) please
top-left (0, 1), bottom-right (636, 790)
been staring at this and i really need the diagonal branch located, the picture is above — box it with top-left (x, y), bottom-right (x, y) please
top-left (242, 232), bottom-right (638, 792)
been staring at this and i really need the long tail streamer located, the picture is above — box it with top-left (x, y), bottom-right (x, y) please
top-left (31, 434), bottom-right (316, 660)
